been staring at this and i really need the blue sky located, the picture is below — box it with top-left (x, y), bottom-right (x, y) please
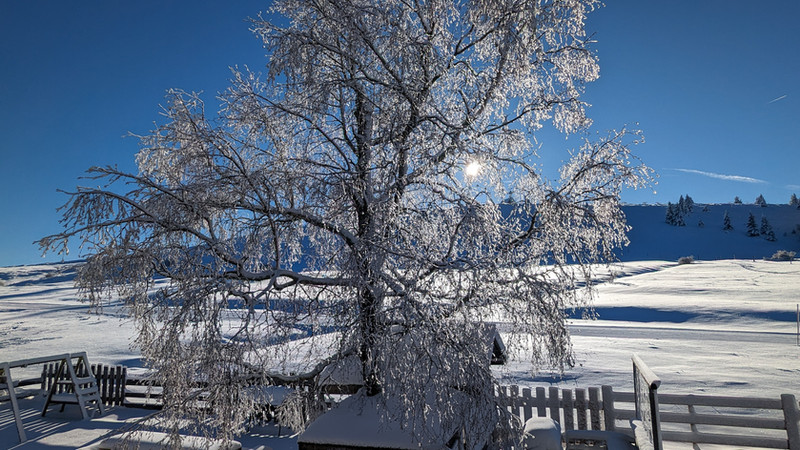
top-left (2, 1), bottom-right (799, 266)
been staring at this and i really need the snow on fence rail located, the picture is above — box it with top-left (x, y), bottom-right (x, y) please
top-left (500, 384), bottom-right (800, 449)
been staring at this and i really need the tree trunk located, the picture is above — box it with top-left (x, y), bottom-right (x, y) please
top-left (359, 285), bottom-right (382, 396)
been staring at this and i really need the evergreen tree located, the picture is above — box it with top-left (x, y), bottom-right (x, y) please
top-left (684, 194), bottom-right (694, 212)
top-left (723, 210), bottom-right (733, 230)
top-left (678, 195), bottom-right (686, 214)
top-left (755, 194), bottom-right (767, 207)
top-left (790, 193), bottom-right (798, 207)
top-left (760, 216), bottom-right (770, 235)
top-left (734, 196), bottom-right (742, 204)
top-left (766, 229), bottom-right (777, 242)
top-left (698, 219), bottom-right (704, 228)
top-left (761, 216), bottom-right (776, 241)
top-left (746, 212), bottom-right (759, 236)
top-left (665, 202), bottom-right (676, 225)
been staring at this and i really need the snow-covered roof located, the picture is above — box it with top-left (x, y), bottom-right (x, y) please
top-left (297, 389), bottom-right (460, 450)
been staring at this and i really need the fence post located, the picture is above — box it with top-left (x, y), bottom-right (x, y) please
top-left (535, 387), bottom-right (546, 418)
top-left (40, 364), bottom-right (48, 391)
top-left (588, 387), bottom-right (601, 430)
top-left (782, 394), bottom-right (800, 450)
top-left (548, 387), bottom-right (560, 425)
top-left (521, 387), bottom-right (533, 423)
top-left (118, 366), bottom-right (127, 406)
top-left (563, 389), bottom-right (574, 431)
top-left (500, 385), bottom-right (510, 415)
top-left (509, 385), bottom-right (520, 420)
top-left (688, 404), bottom-right (699, 444)
top-left (576, 388), bottom-right (588, 430)
top-left (103, 365), bottom-right (110, 403)
top-left (602, 385), bottom-right (616, 431)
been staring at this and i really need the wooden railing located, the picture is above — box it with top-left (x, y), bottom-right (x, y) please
top-left (631, 353), bottom-right (662, 450)
top-left (498, 385), bottom-right (613, 432)
top-left (500, 384), bottom-right (800, 449)
top-left (24, 361), bottom-right (800, 449)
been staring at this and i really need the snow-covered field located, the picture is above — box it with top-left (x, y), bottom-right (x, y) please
top-left (497, 259), bottom-right (800, 399)
top-left (1, 259), bottom-right (799, 448)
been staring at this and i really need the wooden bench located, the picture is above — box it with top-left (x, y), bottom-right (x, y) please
top-left (1, 352), bottom-right (105, 443)
top-left (40, 352), bottom-right (105, 419)
top-left (41, 361), bottom-right (127, 406)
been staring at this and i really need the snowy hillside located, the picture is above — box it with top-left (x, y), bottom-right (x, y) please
top-left (620, 203), bottom-right (800, 261)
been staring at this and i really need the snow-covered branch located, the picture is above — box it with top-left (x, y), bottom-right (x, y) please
top-left (40, 1), bottom-right (650, 447)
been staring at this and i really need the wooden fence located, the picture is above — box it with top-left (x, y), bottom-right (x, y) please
top-left (41, 362), bottom-right (126, 406)
top-left (499, 385), bottom-right (613, 432)
top-left (500, 385), bottom-right (800, 450)
top-left (29, 364), bottom-right (800, 448)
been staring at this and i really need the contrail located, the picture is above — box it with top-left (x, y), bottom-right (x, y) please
top-left (674, 168), bottom-right (767, 184)
top-left (768, 94), bottom-right (787, 104)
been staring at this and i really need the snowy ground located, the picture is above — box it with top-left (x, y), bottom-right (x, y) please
top-left (496, 260), bottom-right (800, 399)
top-left (1, 259), bottom-right (799, 448)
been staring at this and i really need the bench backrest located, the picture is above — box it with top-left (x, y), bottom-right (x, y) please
top-left (632, 354), bottom-right (662, 450)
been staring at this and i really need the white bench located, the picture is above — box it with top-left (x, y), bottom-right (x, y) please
top-left (2, 352), bottom-right (105, 443)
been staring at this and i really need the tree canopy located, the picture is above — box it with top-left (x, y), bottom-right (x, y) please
top-left (40, 0), bottom-right (651, 446)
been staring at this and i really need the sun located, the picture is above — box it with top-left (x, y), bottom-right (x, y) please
top-left (464, 161), bottom-right (481, 178)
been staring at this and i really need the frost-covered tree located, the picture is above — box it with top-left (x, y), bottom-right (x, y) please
top-left (734, 196), bottom-right (743, 204)
top-left (790, 193), bottom-right (798, 207)
top-left (755, 194), bottom-right (767, 207)
top-left (38, 1), bottom-right (651, 446)
top-left (746, 212), bottom-right (760, 236)
top-left (723, 210), bottom-right (733, 230)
